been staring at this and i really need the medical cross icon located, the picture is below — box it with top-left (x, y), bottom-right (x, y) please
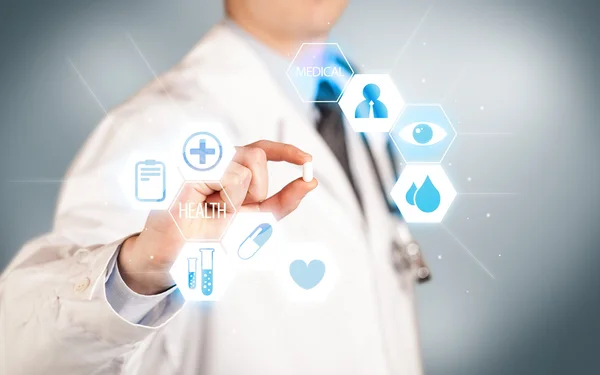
top-left (190, 139), bottom-right (216, 165)
top-left (183, 132), bottom-right (223, 172)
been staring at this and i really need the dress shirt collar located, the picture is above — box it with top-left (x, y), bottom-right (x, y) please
top-left (223, 19), bottom-right (352, 121)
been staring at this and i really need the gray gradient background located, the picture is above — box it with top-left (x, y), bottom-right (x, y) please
top-left (1, 0), bottom-right (599, 374)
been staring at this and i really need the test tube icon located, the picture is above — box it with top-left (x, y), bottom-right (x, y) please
top-left (199, 248), bottom-right (215, 296)
top-left (187, 257), bottom-right (198, 289)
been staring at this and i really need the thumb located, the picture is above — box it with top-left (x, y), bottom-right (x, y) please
top-left (258, 177), bottom-right (318, 220)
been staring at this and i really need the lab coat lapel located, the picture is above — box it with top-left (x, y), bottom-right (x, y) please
top-left (188, 25), bottom-right (364, 226)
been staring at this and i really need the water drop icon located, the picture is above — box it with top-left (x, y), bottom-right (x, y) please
top-left (406, 176), bottom-right (441, 213)
top-left (406, 183), bottom-right (417, 205)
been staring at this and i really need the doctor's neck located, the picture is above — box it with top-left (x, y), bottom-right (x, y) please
top-left (226, 4), bottom-right (331, 58)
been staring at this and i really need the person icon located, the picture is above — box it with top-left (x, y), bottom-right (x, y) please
top-left (354, 83), bottom-right (388, 119)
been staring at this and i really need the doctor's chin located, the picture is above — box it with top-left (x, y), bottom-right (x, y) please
top-left (1, 0), bottom-right (595, 374)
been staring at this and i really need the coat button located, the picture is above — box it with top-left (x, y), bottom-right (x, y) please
top-left (73, 277), bottom-right (91, 292)
top-left (406, 242), bottom-right (420, 257)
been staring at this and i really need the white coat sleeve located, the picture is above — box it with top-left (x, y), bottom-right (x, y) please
top-left (0, 233), bottom-right (185, 375)
top-left (0, 82), bottom-right (221, 374)
top-left (105, 246), bottom-right (179, 324)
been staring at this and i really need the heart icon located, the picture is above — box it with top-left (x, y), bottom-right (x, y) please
top-left (289, 260), bottom-right (326, 290)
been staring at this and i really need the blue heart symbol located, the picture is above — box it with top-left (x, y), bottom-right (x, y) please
top-left (289, 260), bottom-right (326, 290)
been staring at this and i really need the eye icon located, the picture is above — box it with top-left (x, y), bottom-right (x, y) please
top-left (398, 122), bottom-right (447, 146)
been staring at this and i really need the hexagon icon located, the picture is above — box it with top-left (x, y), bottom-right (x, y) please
top-left (169, 181), bottom-right (236, 241)
top-left (390, 164), bottom-right (457, 223)
top-left (117, 152), bottom-right (184, 210)
top-left (170, 242), bottom-right (236, 302)
top-left (221, 212), bottom-right (285, 270)
top-left (287, 43), bottom-right (354, 102)
top-left (176, 121), bottom-right (236, 181)
top-left (274, 242), bottom-right (339, 303)
top-left (389, 104), bottom-right (457, 163)
top-left (338, 74), bottom-right (405, 132)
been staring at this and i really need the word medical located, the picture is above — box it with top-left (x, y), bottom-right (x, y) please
top-left (295, 66), bottom-right (346, 78)
top-left (178, 202), bottom-right (227, 219)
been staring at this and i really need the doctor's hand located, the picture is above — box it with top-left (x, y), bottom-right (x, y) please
top-left (118, 140), bottom-right (318, 295)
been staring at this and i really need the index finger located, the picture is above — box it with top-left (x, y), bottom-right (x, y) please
top-left (246, 140), bottom-right (312, 165)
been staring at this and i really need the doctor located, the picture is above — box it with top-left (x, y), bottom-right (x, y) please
top-left (0, 0), bottom-right (426, 374)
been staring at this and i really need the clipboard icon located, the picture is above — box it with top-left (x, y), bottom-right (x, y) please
top-left (135, 160), bottom-right (166, 202)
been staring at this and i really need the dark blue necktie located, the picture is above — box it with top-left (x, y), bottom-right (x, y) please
top-left (314, 79), bottom-right (364, 211)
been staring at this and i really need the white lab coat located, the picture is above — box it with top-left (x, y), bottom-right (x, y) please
top-left (0, 24), bottom-right (423, 375)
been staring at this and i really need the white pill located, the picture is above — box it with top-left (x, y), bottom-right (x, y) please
top-left (302, 162), bottom-right (313, 182)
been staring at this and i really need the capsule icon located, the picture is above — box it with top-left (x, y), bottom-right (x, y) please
top-left (238, 223), bottom-right (273, 260)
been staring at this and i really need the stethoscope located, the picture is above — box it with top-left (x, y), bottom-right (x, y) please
top-left (359, 132), bottom-right (431, 284)
top-left (285, 54), bottom-right (430, 284)
top-left (329, 54), bottom-right (431, 284)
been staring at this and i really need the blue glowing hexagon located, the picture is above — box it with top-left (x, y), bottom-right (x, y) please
top-left (170, 242), bottom-right (236, 302)
top-left (221, 212), bottom-right (285, 271)
top-left (117, 152), bottom-right (184, 211)
top-left (272, 242), bottom-right (340, 303)
top-left (339, 74), bottom-right (405, 133)
top-left (168, 181), bottom-right (237, 242)
top-left (390, 164), bottom-right (457, 223)
top-left (389, 104), bottom-right (457, 163)
top-left (286, 43), bottom-right (354, 103)
top-left (175, 121), bottom-right (236, 182)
